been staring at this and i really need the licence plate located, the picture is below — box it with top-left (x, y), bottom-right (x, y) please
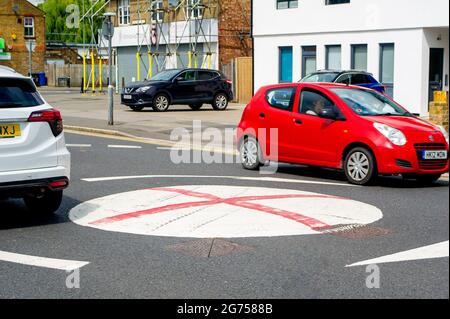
top-left (124, 95), bottom-right (132, 100)
top-left (421, 150), bottom-right (448, 160)
top-left (0, 124), bottom-right (21, 138)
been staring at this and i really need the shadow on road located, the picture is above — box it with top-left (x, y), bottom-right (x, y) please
top-left (0, 196), bottom-right (81, 231)
top-left (276, 164), bottom-right (449, 189)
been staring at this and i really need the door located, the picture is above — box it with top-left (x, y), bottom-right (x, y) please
top-left (429, 48), bottom-right (444, 102)
top-left (291, 87), bottom-right (346, 166)
top-left (196, 70), bottom-right (217, 101)
top-left (259, 86), bottom-right (297, 161)
top-left (170, 70), bottom-right (199, 102)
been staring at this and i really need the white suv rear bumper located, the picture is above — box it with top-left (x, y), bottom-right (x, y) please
top-left (0, 164), bottom-right (70, 184)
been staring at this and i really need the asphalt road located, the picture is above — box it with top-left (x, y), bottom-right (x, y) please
top-left (0, 132), bottom-right (448, 299)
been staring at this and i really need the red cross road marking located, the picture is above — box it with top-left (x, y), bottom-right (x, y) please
top-left (89, 187), bottom-right (350, 231)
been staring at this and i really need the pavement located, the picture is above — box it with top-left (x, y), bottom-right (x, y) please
top-left (40, 87), bottom-right (245, 143)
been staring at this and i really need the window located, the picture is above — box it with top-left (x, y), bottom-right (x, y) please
top-left (335, 73), bottom-right (351, 85)
top-left (279, 47), bottom-right (293, 83)
top-left (351, 44), bottom-right (368, 71)
top-left (380, 43), bottom-right (395, 96)
top-left (299, 89), bottom-right (340, 117)
top-left (331, 88), bottom-right (409, 117)
top-left (0, 78), bottom-right (44, 108)
top-left (276, 0), bottom-right (298, 9)
top-left (179, 70), bottom-right (197, 81)
top-left (326, 45), bottom-right (341, 70)
top-left (300, 72), bottom-right (339, 83)
top-left (187, 0), bottom-right (203, 19)
top-left (118, 0), bottom-right (130, 25)
top-left (198, 71), bottom-right (216, 81)
top-left (336, 73), bottom-right (371, 85)
top-left (24, 17), bottom-right (34, 38)
top-left (151, 0), bottom-right (164, 23)
top-left (266, 87), bottom-right (296, 111)
top-left (350, 73), bottom-right (371, 85)
top-left (302, 46), bottom-right (317, 78)
top-left (326, 0), bottom-right (350, 5)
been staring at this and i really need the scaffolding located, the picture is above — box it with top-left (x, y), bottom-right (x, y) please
top-left (80, 0), bottom-right (253, 90)
top-left (134, 0), bottom-right (220, 81)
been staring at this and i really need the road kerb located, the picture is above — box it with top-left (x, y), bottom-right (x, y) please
top-left (65, 125), bottom-right (238, 156)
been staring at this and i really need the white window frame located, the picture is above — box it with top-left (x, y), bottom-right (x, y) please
top-left (118, 0), bottom-right (131, 26)
top-left (187, 0), bottom-right (203, 19)
top-left (24, 17), bottom-right (35, 38)
top-left (151, 0), bottom-right (164, 23)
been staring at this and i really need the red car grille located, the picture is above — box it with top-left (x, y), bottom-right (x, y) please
top-left (414, 143), bottom-right (447, 150)
top-left (414, 143), bottom-right (448, 170)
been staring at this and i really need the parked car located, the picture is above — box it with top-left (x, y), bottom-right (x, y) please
top-left (121, 68), bottom-right (234, 112)
top-left (0, 66), bottom-right (70, 214)
top-left (300, 70), bottom-right (386, 94)
top-left (237, 82), bottom-right (449, 185)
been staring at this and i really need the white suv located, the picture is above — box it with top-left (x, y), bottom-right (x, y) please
top-left (0, 66), bottom-right (70, 215)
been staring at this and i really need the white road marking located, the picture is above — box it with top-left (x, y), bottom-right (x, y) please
top-left (0, 250), bottom-right (90, 271)
top-left (346, 241), bottom-right (449, 267)
top-left (66, 144), bottom-right (92, 148)
top-left (69, 185), bottom-right (382, 238)
top-left (108, 145), bottom-right (142, 149)
top-left (81, 174), bottom-right (358, 187)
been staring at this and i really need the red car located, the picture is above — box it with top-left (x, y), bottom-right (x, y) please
top-left (237, 83), bottom-right (449, 185)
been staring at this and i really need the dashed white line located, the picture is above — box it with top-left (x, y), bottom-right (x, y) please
top-left (0, 250), bottom-right (90, 271)
top-left (346, 240), bottom-right (449, 267)
top-left (66, 144), bottom-right (92, 148)
top-left (108, 145), bottom-right (143, 149)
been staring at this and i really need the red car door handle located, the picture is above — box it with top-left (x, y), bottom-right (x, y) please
top-left (294, 119), bottom-right (303, 125)
top-left (259, 112), bottom-right (266, 118)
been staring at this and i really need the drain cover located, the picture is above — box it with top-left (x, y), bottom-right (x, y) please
top-left (167, 239), bottom-right (252, 258)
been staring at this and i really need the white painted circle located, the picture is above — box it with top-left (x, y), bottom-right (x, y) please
top-left (69, 185), bottom-right (383, 238)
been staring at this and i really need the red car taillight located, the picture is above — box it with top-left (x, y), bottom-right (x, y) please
top-left (28, 109), bottom-right (63, 137)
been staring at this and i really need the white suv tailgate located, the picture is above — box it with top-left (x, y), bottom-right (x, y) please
top-left (0, 105), bottom-right (58, 173)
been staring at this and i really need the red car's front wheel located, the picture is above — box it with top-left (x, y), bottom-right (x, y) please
top-left (344, 147), bottom-right (377, 185)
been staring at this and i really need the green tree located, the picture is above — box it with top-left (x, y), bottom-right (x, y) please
top-left (39, 0), bottom-right (106, 44)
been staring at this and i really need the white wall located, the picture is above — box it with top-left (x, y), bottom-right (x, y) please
top-left (254, 28), bottom-right (446, 115)
top-left (254, 0), bottom-right (449, 36)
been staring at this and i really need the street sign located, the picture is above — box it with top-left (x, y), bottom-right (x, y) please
top-left (25, 40), bottom-right (36, 52)
top-left (102, 20), bottom-right (115, 39)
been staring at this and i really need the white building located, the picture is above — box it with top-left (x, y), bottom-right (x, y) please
top-left (253, 0), bottom-right (449, 115)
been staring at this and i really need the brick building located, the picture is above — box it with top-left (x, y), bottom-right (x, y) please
top-left (0, 0), bottom-right (46, 76)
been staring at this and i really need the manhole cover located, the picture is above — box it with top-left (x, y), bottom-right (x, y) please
top-left (167, 239), bottom-right (252, 258)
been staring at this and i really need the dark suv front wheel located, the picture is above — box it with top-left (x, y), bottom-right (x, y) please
top-left (152, 93), bottom-right (170, 112)
top-left (212, 93), bottom-right (229, 111)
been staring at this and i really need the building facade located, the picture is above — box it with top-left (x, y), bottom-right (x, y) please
top-left (0, 0), bottom-right (45, 76)
top-left (105, 0), bottom-right (251, 85)
top-left (253, 0), bottom-right (449, 116)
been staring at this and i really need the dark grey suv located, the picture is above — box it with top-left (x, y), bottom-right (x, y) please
top-left (121, 68), bottom-right (234, 112)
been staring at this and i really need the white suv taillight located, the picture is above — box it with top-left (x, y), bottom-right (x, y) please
top-left (28, 109), bottom-right (63, 137)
